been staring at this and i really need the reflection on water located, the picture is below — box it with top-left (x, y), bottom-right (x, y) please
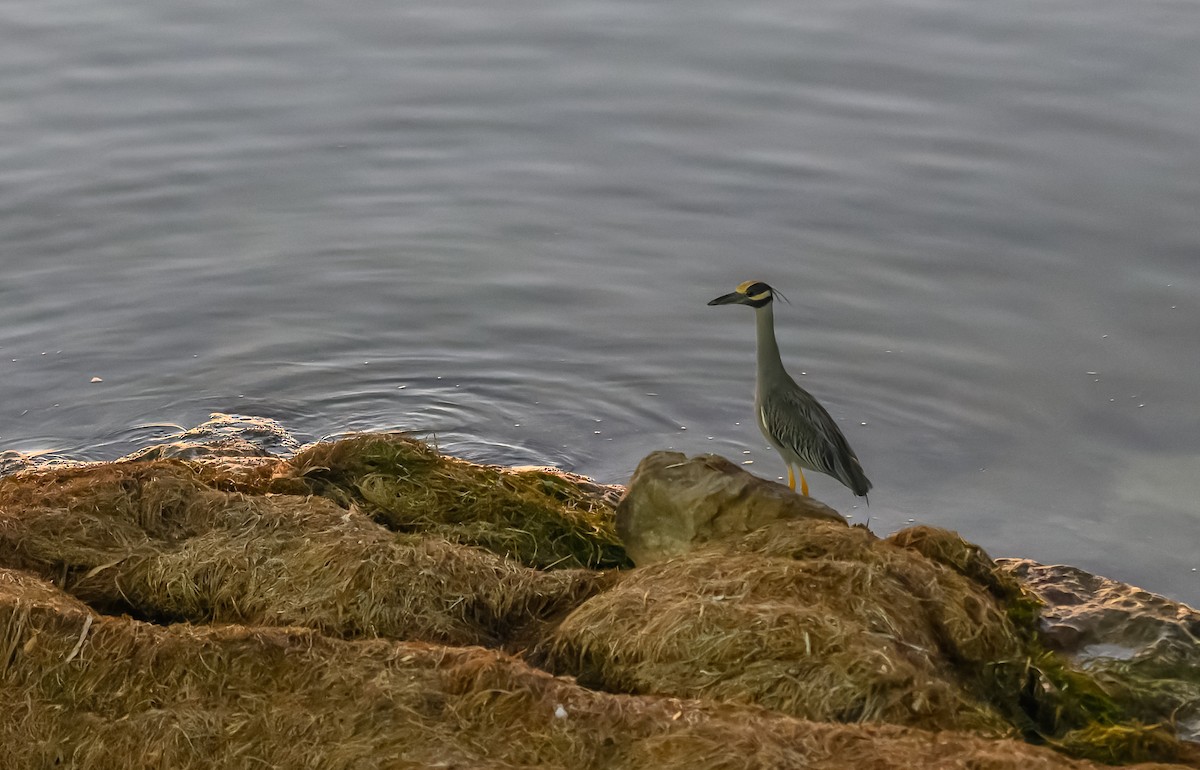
top-left (1, 0), bottom-right (1197, 603)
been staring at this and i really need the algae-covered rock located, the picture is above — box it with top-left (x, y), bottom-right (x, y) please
top-left (545, 518), bottom-right (1199, 764)
top-left (0, 434), bottom-right (1195, 768)
top-left (1000, 559), bottom-right (1200, 744)
top-left (0, 460), bottom-right (600, 646)
top-left (0, 568), bottom-right (1186, 770)
top-left (545, 518), bottom-right (1026, 733)
top-left (616, 450), bottom-right (845, 566)
top-left (889, 525), bottom-right (1039, 616)
top-left (286, 434), bottom-right (630, 570)
top-left (557, 454), bottom-right (1197, 765)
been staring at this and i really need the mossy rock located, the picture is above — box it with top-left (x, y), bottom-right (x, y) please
top-left (284, 434), bottom-right (630, 570)
top-left (0, 459), bottom-right (603, 646)
top-left (543, 516), bottom-right (1195, 765)
top-left (0, 437), bottom-right (1194, 767)
top-left (1, 566), bottom-right (1184, 770)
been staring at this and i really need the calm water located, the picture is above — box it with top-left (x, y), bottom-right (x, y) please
top-left (2, 0), bottom-right (1197, 603)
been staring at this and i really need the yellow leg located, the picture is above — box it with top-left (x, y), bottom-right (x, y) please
top-left (787, 466), bottom-right (795, 491)
top-left (797, 467), bottom-right (809, 497)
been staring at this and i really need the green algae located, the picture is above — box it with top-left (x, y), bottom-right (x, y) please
top-left (285, 433), bottom-right (631, 571)
top-left (1055, 722), bottom-right (1188, 765)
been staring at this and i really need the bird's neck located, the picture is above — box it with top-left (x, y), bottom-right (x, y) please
top-left (754, 303), bottom-right (788, 382)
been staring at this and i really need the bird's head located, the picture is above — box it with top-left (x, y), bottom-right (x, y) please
top-left (708, 280), bottom-right (782, 309)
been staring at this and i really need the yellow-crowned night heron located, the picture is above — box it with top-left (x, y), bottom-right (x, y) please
top-left (709, 280), bottom-right (872, 499)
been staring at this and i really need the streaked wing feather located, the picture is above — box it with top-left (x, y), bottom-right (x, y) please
top-left (761, 384), bottom-right (872, 495)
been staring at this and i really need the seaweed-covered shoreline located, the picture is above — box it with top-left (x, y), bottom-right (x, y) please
top-left (0, 432), bottom-right (1196, 768)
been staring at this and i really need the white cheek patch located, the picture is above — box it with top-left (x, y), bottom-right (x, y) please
top-left (748, 291), bottom-right (771, 302)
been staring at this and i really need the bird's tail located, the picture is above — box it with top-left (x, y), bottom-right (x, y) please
top-left (845, 455), bottom-right (872, 500)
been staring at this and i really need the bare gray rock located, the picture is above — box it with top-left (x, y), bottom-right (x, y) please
top-left (615, 451), bottom-right (846, 565)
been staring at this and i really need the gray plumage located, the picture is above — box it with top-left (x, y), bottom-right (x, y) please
top-left (709, 280), bottom-right (872, 499)
top-left (757, 375), bottom-right (871, 497)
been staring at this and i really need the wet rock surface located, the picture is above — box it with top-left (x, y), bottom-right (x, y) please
top-left (122, 412), bottom-right (303, 459)
top-left (1000, 559), bottom-right (1200, 743)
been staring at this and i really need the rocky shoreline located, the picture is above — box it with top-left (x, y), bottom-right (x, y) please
top-left (0, 428), bottom-right (1196, 768)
